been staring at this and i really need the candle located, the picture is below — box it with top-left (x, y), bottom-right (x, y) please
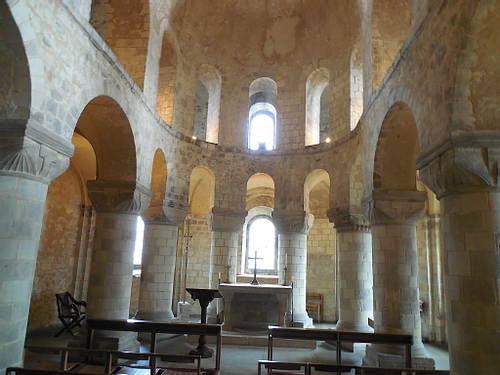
top-left (218, 272), bottom-right (221, 280)
top-left (285, 253), bottom-right (288, 265)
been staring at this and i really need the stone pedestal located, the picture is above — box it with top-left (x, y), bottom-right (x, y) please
top-left (363, 190), bottom-right (434, 368)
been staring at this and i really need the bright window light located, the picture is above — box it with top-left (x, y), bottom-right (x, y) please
top-left (249, 113), bottom-right (275, 150)
top-left (134, 216), bottom-right (145, 266)
top-left (247, 217), bottom-right (276, 270)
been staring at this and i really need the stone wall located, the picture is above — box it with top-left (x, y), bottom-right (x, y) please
top-left (29, 167), bottom-right (83, 330)
top-left (306, 218), bottom-right (337, 323)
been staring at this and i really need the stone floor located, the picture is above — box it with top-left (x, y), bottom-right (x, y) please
top-left (24, 323), bottom-right (449, 375)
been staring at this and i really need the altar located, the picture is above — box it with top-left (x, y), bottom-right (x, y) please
top-left (218, 283), bottom-right (292, 331)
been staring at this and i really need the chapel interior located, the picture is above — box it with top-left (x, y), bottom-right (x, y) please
top-left (1, 1), bottom-right (499, 375)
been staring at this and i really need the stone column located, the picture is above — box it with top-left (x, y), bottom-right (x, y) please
top-left (0, 129), bottom-right (72, 373)
top-left (136, 202), bottom-right (188, 321)
top-left (363, 190), bottom-right (434, 368)
top-left (85, 180), bottom-right (151, 350)
top-left (273, 210), bottom-right (314, 328)
top-left (328, 206), bottom-right (373, 333)
top-left (207, 208), bottom-right (246, 323)
top-left (417, 140), bottom-right (500, 375)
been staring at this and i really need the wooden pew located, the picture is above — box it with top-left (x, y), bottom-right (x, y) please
top-left (267, 326), bottom-right (413, 368)
top-left (86, 318), bottom-right (222, 373)
top-left (355, 367), bottom-right (450, 375)
top-left (23, 346), bottom-right (202, 375)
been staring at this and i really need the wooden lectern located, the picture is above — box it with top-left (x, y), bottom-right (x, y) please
top-left (186, 288), bottom-right (223, 358)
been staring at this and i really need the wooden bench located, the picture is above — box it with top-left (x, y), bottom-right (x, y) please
top-left (86, 318), bottom-right (222, 374)
top-left (267, 326), bottom-right (413, 368)
top-left (354, 367), bottom-right (450, 375)
top-left (22, 346), bottom-right (203, 375)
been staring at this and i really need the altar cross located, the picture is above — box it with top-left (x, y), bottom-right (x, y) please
top-left (249, 250), bottom-right (263, 285)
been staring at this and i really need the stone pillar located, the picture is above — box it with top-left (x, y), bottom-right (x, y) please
top-left (363, 190), bottom-right (434, 368)
top-left (274, 211), bottom-right (314, 328)
top-left (85, 180), bottom-right (151, 350)
top-left (0, 128), bottom-right (72, 373)
top-left (328, 206), bottom-right (373, 333)
top-left (207, 208), bottom-right (246, 323)
top-left (136, 202), bottom-right (188, 321)
top-left (417, 140), bottom-right (500, 375)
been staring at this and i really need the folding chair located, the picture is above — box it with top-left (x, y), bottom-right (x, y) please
top-left (55, 292), bottom-right (87, 337)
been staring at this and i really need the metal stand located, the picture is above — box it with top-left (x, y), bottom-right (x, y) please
top-left (186, 288), bottom-right (223, 358)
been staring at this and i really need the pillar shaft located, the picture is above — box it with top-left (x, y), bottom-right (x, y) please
top-left (137, 203), bottom-right (188, 321)
top-left (0, 176), bottom-right (49, 371)
top-left (440, 191), bottom-right (500, 375)
top-left (274, 211), bottom-right (313, 328)
top-left (86, 212), bottom-right (139, 319)
top-left (86, 180), bottom-right (151, 321)
top-left (137, 223), bottom-right (178, 320)
top-left (329, 206), bottom-right (372, 332)
top-left (364, 190), bottom-right (429, 362)
top-left (207, 208), bottom-right (246, 287)
top-left (0, 130), bottom-right (71, 373)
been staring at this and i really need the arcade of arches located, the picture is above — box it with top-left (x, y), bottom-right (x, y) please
top-left (1, 1), bottom-right (499, 375)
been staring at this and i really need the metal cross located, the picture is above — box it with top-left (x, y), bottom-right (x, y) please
top-left (248, 250), bottom-right (263, 285)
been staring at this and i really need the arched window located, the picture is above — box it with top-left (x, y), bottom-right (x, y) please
top-left (305, 67), bottom-right (330, 146)
top-left (245, 216), bottom-right (277, 274)
top-left (248, 111), bottom-right (275, 150)
top-left (248, 77), bottom-right (278, 150)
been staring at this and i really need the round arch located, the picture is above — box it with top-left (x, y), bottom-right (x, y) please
top-left (189, 166), bottom-right (215, 215)
top-left (373, 101), bottom-right (420, 191)
top-left (75, 95), bottom-right (137, 182)
top-left (142, 148), bottom-right (168, 221)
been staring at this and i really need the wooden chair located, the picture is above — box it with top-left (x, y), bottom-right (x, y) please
top-left (306, 293), bottom-right (323, 323)
top-left (55, 292), bottom-right (87, 337)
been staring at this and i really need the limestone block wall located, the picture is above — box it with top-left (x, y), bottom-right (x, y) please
top-left (306, 218), bottom-right (338, 322)
top-left (129, 275), bottom-right (141, 318)
top-left (417, 215), bottom-right (447, 343)
top-left (173, 215), bottom-right (211, 311)
top-left (29, 167), bottom-right (83, 330)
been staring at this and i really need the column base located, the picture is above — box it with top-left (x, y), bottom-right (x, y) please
top-left (362, 344), bottom-right (435, 369)
top-left (135, 310), bottom-right (175, 321)
top-left (334, 320), bottom-right (373, 352)
top-left (291, 311), bottom-right (314, 328)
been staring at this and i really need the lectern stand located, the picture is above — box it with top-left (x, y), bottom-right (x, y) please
top-left (186, 288), bottom-right (223, 358)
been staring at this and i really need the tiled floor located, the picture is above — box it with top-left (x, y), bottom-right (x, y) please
top-left (24, 325), bottom-right (449, 375)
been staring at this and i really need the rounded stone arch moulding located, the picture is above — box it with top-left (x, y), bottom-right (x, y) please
top-left (362, 85), bottom-right (424, 196)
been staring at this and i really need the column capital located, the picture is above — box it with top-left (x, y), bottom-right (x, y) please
top-left (142, 199), bottom-right (190, 226)
top-left (362, 189), bottom-right (427, 226)
top-left (0, 123), bottom-right (73, 184)
top-left (207, 207), bottom-right (247, 232)
top-left (327, 205), bottom-right (370, 232)
top-left (273, 210), bottom-right (314, 234)
top-left (417, 131), bottom-right (500, 198)
top-left (87, 180), bottom-right (152, 214)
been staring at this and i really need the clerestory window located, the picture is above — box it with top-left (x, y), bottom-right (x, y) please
top-left (248, 112), bottom-right (275, 150)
